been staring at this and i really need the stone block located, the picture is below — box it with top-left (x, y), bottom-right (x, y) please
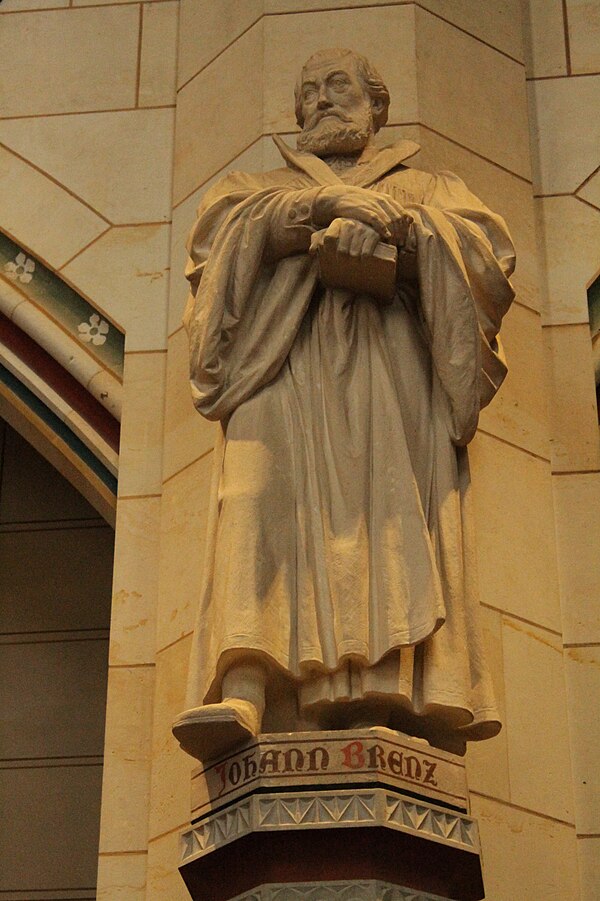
top-left (0, 145), bottom-right (107, 272)
top-left (0, 637), bottom-right (108, 759)
top-left (117, 351), bottom-right (167, 497)
top-left (502, 618), bottom-right (574, 823)
top-left (109, 494), bottom-right (161, 666)
top-left (522, 0), bottom-right (568, 77)
top-left (74, 0), bottom-right (164, 4)
top-left (0, 765), bottom-right (103, 893)
top-left (163, 328), bottom-right (216, 482)
top-left (418, 0), bottom-right (524, 61)
top-left (553, 471), bottom-right (600, 643)
top-left (472, 794), bottom-right (580, 900)
top-left (470, 432), bottom-right (562, 632)
top-left (97, 851), bottom-right (147, 901)
top-left (0, 0), bottom-right (69, 8)
top-left (139, 1), bottom-right (179, 107)
top-left (157, 453), bottom-right (213, 651)
top-left (98, 664), bottom-right (155, 853)
top-left (537, 196), bottom-right (600, 325)
top-left (0, 525), bottom-right (113, 633)
top-left (415, 7), bottom-right (531, 179)
top-left (544, 323), bottom-right (599, 472)
top-left (177, 0), bottom-right (263, 89)
top-left (0, 6), bottom-right (138, 116)
top-left (564, 646), bottom-right (600, 833)
top-left (174, 23), bottom-right (264, 204)
top-left (567, 0), bottom-right (600, 74)
top-left (530, 75), bottom-right (600, 194)
top-left (578, 835), bottom-right (600, 901)
top-left (147, 827), bottom-right (192, 901)
top-left (0, 109), bottom-right (175, 225)
top-left (579, 169), bottom-right (600, 208)
top-left (478, 303), bottom-right (549, 460)
top-left (149, 636), bottom-right (197, 840)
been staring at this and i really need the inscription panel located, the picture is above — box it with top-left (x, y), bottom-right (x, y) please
top-left (191, 728), bottom-right (468, 819)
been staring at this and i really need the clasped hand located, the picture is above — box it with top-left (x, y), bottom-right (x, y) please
top-left (311, 184), bottom-right (412, 256)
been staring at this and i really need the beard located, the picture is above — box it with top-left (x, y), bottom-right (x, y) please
top-left (297, 106), bottom-right (373, 156)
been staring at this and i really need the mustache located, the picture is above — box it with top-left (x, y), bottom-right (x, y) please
top-left (309, 109), bottom-right (353, 127)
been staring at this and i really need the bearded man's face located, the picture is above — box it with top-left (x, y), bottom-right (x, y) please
top-left (297, 56), bottom-right (374, 156)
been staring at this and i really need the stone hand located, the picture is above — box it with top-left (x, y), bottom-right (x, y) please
top-left (310, 218), bottom-right (381, 259)
top-left (310, 218), bottom-right (398, 303)
top-left (312, 184), bottom-right (413, 247)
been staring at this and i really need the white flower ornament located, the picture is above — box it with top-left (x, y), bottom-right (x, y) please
top-left (78, 313), bottom-right (109, 346)
top-left (4, 252), bottom-right (35, 284)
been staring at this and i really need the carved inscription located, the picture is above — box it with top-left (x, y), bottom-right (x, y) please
top-left (340, 741), bottom-right (438, 786)
top-left (191, 730), bottom-right (468, 820)
top-left (211, 738), bottom-right (439, 799)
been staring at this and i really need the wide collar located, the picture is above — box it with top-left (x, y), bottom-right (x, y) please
top-left (272, 133), bottom-right (420, 188)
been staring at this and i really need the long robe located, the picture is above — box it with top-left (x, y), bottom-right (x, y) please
top-left (182, 138), bottom-right (515, 751)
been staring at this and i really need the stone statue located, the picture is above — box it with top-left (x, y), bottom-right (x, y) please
top-left (173, 48), bottom-right (515, 763)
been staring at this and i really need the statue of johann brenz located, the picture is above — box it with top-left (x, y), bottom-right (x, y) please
top-left (173, 49), bottom-right (515, 762)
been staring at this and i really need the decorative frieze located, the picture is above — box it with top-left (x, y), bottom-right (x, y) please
top-left (230, 881), bottom-right (456, 900)
top-left (181, 787), bottom-right (478, 868)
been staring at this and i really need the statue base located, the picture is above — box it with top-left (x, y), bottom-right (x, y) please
top-left (179, 728), bottom-right (485, 901)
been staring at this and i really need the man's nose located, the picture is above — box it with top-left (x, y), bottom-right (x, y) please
top-left (316, 85), bottom-right (332, 109)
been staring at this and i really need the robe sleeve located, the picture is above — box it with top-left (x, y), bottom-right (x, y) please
top-left (405, 170), bottom-right (515, 445)
top-left (183, 172), bottom-right (320, 421)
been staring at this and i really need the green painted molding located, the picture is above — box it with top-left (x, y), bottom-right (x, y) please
top-left (0, 231), bottom-right (124, 379)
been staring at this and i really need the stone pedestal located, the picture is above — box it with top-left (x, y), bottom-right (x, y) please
top-left (179, 729), bottom-right (485, 901)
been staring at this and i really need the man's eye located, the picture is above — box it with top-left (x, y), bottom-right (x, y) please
top-left (332, 78), bottom-right (349, 90)
top-left (303, 89), bottom-right (317, 101)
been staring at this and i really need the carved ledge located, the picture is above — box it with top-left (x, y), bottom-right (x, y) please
top-left (230, 881), bottom-right (457, 900)
top-left (182, 789), bottom-right (479, 866)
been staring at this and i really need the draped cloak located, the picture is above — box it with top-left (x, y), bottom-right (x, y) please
top-left (182, 138), bottom-right (515, 750)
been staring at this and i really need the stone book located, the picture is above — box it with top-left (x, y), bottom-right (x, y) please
top-left (313, 232), bottom-right (398, 302)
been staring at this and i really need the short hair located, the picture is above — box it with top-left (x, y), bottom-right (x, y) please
top-left (294, 48), bottom-right (390, 133)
